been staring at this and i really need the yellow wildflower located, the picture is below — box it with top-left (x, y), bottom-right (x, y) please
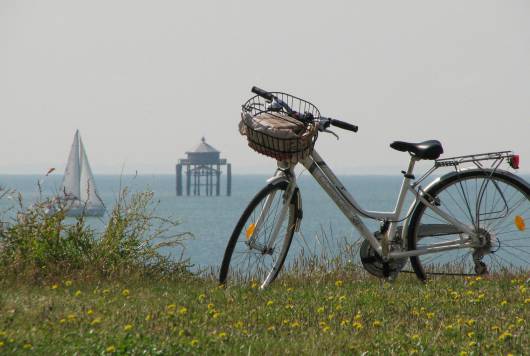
top-left (103, 289), bottom-right (110, 294)
top-left (335, 280), bottom-right (343, 287)
top-left (291, 321), bottom-right (300, 328)
top-left (51, 283), bottom-right (59, 290)
top-left (67, 314), bottom-right (76, 321)
top-left (218, 332), bottom-right (228, 339)
top-left (267, 325), bottom-right (275, 332)
top-left (287, 287), bottom-right (294, 292)
top-left (212, 312), bottom-right (221, 319)
top-left (467, 331), bottom-right (475, 338)
top-left (340, 319), bottom-right (350, 326)
top-left (91, 317), bottom-right (102, 326)
top-left (354, 313), bottom-right (362, 321)
top-left (525, 298), bottom-right (530, 304)
top-left (251, 282), bottom-right (258, 289)
top-left (352, 322), bottom-right (363, 330)
top-left (87, 309), bottom-right (94, 316)
top-left (459, 352), bottom-right (468, 356)
top-left (0, 341), bottom-right (4, 347)
top-left (106, 345), bottom-right (116, 353)
top-left (123, 324), bottom-right (133, 332)
top-left (411, 334), bottom-right (420, 341)
top-left (466, 319), bottom-right (476, 327)
top-left (198, 294), bottom-right (206, 302)
top-left (516, 317), bottom-right (524, 325)
top-left (322, 325), bottom-right (331, 332)
top-left (372, 320), bottom-right (382, 328)
top-left (179, 307), bottom-right (188, 315)
top-left (59, 319), bottom-right (66, 324)
top-left (207, 303), bottom-right (215, 310)
top-left (339, 295), bottom-right (347, 302)
top-left (426, 312), bottom-right (435, 319)
top-left (266, 300), bottom-right (274, 307)
top-left (500, 300), bottom-right (508, 306)
top-left (468, 341), bottom-right (477, 347)
top-left (74, 290), bottom-right (82, 297)
top-left (121, 289), bottom-right (130, 297)
top-left (498, 331), bottom-right (512, 342)
top-left (317, 306), bottom-right (325, 314)
top-left (23, 343), bottom-right (32, 350)
top-left (64, 280), bottom-right (72, 287)
top-left (190, 339), bottom-right (199, 347)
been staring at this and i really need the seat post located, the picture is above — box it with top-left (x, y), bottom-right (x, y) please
top-left (385, 156), bottom-right (418, 249)
top-left (393, 156), bottom-right (417, 221)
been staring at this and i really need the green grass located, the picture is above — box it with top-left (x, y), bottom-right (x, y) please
top-left (0, 273), bottom-right (528, 355)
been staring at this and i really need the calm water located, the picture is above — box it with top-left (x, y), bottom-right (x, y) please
top-left (1, 173), bottom-right (528, 270)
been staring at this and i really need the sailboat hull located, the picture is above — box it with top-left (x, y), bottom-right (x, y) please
top-left (64, 205), bottom-right (106, 217)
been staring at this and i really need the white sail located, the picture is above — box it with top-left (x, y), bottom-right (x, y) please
top-left (79, 136), bottom-right (102, 206)
top-left (59, 130), bottom-right (105, 217)
top-left (62, 130), bottom-right (81, 199)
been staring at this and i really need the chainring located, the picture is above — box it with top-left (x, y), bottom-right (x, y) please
top-left (360, 239), bottom-right (407, 278)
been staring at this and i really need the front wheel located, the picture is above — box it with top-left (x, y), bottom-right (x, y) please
top-left (407, 169), bottom-right (530, 280)
top-left (219, 181), bottom-right (300, 288)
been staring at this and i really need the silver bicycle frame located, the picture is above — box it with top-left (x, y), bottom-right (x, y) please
top-left (299, 150), bottom-right (477, 260)
top-left (250, 150), bottom-right (480, 266)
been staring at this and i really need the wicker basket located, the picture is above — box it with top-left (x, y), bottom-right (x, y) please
top-left (239, 92), bottom-right (320, 163)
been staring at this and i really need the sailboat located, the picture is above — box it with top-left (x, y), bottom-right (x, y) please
top-left (58, 130), bottom-right (105, 217)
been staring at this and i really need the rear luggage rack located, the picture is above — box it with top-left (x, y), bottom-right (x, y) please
top-left (435, 151), bottom-right (516, 169)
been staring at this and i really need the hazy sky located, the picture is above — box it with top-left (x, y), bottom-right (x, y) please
top-left (1, 0), bottom-right (529, 175)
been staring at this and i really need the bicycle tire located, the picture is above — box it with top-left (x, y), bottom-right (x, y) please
top-left (407, 169), bottom-right (530, 280)
top-left (219, 181), bottom-right (299, 288)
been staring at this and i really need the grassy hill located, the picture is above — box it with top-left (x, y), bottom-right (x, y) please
top-left (0, 273), bottom-right (528, 355)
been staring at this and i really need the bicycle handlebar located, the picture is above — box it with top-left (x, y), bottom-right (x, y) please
top-left (251, 86), bottom-right (274, 101)
top-left (329, 118), bottom-right (358, 132)
top-left (250, 86), bottom-right (358, 133)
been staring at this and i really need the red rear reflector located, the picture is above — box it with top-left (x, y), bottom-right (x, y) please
top-left (509, 155), bottom-right (520, 169)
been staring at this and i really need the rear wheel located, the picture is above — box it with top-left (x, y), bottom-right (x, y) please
top-left (407, 169), bottom-right (530, 280)
top-left (219, 181), bottom-right (299, 288)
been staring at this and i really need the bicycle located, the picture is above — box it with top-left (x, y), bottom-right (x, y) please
top-left (219, 87), bottom-right (529, 289)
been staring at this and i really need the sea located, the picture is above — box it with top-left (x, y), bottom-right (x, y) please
top-left (1, 173), bottom-right (528, 271)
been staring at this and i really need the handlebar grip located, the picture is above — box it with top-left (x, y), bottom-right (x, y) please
top-left (251, 86), bottom-right (274, 101)
top-left (330, 119), bottom-right (358, 132)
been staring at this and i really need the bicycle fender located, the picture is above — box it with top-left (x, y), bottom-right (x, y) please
top-left (266, 175), bottom-right (290, 186)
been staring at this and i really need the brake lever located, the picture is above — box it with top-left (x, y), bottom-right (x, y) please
top-left (323, 129), bottom-right (339, 140)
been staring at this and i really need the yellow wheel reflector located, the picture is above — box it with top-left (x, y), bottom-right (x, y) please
top-left (515, 215), bottom-right (525, 231)
top-left (246, 223), bottom-right (256, 240)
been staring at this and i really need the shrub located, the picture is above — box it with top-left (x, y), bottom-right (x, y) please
top-left (0, 186), bottom-right (190, 281)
